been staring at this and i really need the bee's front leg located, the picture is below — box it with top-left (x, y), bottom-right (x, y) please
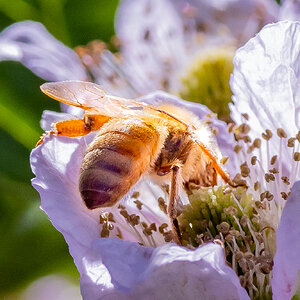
top-left (167, 165), bottom-right (182, 244)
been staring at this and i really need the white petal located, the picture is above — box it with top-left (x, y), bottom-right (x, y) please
top-left (231, 21), bottom-right (300, 135)
top-left (272, 181), bottom-right (300, 299)
top-left (0, 21), bottom-right (87, 81)
top-left (230, 21), bottom-right (300, 175)
top-left (115, 0), bottom-right (187, 93)
top-left (40, 110), bottom-right (75, 131)
top-left (81, 239), bottom-right (249, 300)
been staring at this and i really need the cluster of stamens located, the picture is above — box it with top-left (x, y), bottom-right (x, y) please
top-left (99, 191), bottom-right (172, 247)
top-left (98, 113), bottom-right (299, 299)
top-left (178, 185), bottom-right (272, 299)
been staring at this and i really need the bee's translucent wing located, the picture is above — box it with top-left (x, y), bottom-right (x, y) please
top-left (41, 81), bottom-right (189, 127)
top-left (41, 81), bottom-right (107, 109)
top-left (41, 81), bottom-right (141, 116)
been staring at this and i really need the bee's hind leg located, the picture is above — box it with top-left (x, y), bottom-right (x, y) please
top-left (167, 166), bottom-right (182, 244)
top-left (35, 115), bottom-right (110, 147)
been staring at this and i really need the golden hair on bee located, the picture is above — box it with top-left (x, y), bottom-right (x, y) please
top-left (37, 81), bottom-right (239, 243)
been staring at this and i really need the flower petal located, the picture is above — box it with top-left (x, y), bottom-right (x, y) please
top-left (81, 239), bottom-right (250, 299)
top-left (173, 0), bottom-right (278, 44)
top-left (231, 21), bottom-right (300, 135)
top-left (230, 21), bottom-right (300, 175)
top-left (272, 181), bottom-right (300, 300)
top-left (0, 21), bottom-right (87, 81)
top-left (279, 0), bottom-right (300, 21)
top-left (30, 135), bottom-right (99, 274)
top-left (40, 110), bottom-right (75, 131)
top-left (115, 0), bottom-right (186, 93)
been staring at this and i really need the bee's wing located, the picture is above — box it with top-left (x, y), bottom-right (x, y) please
top-left (41, 81), bottom-right (189, 125)
top-left (41, 81), bottom-right (162, 118)
top-left (41, 81), bottom-right (140, 116)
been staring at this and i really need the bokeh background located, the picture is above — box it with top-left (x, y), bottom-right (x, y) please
top-left (0, 0), bottom-right (119, 298)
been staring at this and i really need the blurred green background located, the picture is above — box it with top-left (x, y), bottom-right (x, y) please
top-left (0, 0), bottom-right (119, 297)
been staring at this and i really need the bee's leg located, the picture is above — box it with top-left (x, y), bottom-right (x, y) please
top-left (168, 165), bottom-right (182, 244)
top-left (36, 115), bottom-right (110, 147)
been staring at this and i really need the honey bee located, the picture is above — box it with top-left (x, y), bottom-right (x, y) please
top-left (38, 81), bottom-right (237, 242)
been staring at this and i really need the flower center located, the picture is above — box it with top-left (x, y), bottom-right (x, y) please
top-left (178, 47), bottom-right (234, 121)
top-left (178, 185), bottom-right (273, 300)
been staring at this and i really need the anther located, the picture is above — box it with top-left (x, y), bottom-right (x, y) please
top-left (265, 173), bottom-right (275, 182)
top-left (242, 113), bottom-right (249, 120)
top-left (288, 138), bottom-right (296, 147)
top-left (159, 223), bottom-right (168, 234)
top-left (212, 127), bottom-right (219, 136)
top-left (265, 191), bottom-right (274, 201)
top-left (251, 156), bottom-right (257, 165)
top-left (232, 174), bottom-right (247, 186)
top-left (227, 123), bottom-right (235, 133)
top-left (158, 197), bottom-right (167, 214)
top-left (240, 215), bottom-right (248, 227)
top-left (220, 156), bottom-right (229, 165)
top-left (277, 128), bottom-right (287, 138)
top-left (253, 138), bottom-right (261, 148)
top-left (134, 200), bottom-right (143, 210)
top-left (270, 155), bottom-right (277, 165)
top-left (269, 168), bottom-right (279, 174)
top-left (217, 221), bottom-right (230, 234)
top-left (296, 131), bottom-right (300, 142)
top-left (131, 191), bottom-right (140, 198)
top-left (254, 181), bottom-right (260, 191)
top-left (234, 145), bottom-right (242, 153)
top-left (281, 176), bottom-right (290, 185)
top-left (240, 162), bottom-right (250, 177)
top-left (243, 136), bottom-right (251, 143)
top-left (294, 152), bottom-right (300, 161)
top-left (224, 206), bottom-right (238, 216)
top-left (239, 123), bottom-right (250, 134)
top-left (262, 129), bottom-right (272, 140)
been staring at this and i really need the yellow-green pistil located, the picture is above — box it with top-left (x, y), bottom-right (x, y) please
top-left (179, 47), bottom-right (234, 121)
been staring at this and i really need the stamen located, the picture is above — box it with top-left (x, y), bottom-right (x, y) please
top-left (277, 128), bottom-right (287, 138)
top-left (262, 129), bottom-right (272, 141)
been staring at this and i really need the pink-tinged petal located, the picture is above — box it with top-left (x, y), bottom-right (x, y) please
top-left (272, 181), bottom-right (300, 300)
top-left (279, 0), bottom-right (300, 21)
top-left (173, 0), bottom-right (278, 44)
top-left (30, 135), bottom-right (99, 274)
top-left (139, 91), bottom-right (238, 175)
top-left (81, 239), bottom-right (250, 300)
top-left (0, 21), bottom-right (87, 81)
top-left (115, 0), bottom-right (186, 93)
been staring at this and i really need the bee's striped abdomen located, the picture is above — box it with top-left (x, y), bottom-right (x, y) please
top-left (79, 119), bottom-right (161, 209)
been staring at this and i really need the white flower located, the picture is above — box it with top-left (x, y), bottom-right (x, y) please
top-left (30, 94), bottom-right (248, 299)
top-left (228, 20), bottom-right (300, 299)
top-left (0, 0), bottom-right (291, 119)
top-left (30, 20), bottom-right (300, 299)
